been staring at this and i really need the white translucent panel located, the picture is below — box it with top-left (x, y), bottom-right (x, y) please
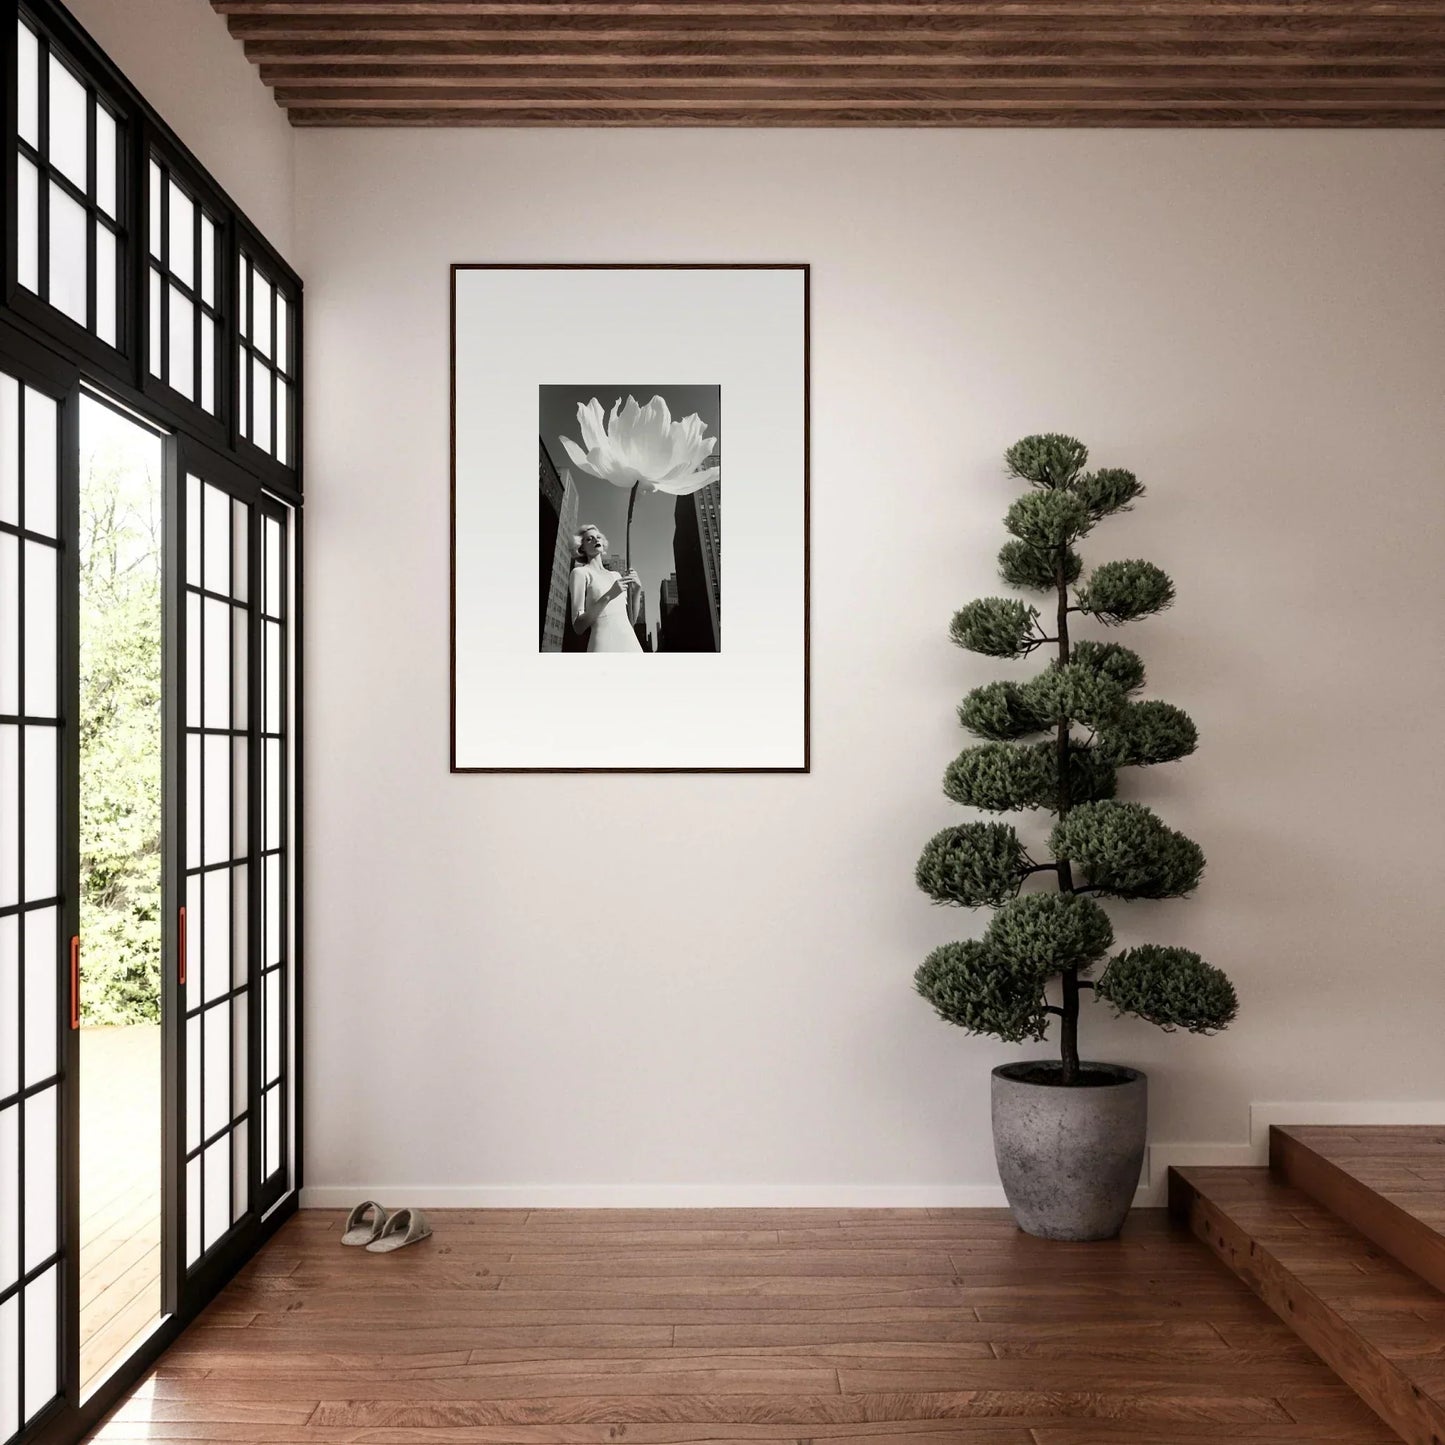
top-left (265, 1086), bottom-right (281, 1179)
top-left (0, 374), bottom-right (19, 525)
top-left (251, 357), bottom-right (271, 455)
top-left (264, 623), bottom-right (282, 733)
top-left (23, 727), bottom-right (57, 902)
top-left (231, 501), bottom-right (249, 604)
top-left (203, 867), bottom-right (229, 1004)
top-left (204, 1002), bottom-right (230, 1138)
top-left (231, 992), bottom-right (248, 1108)
top-left (204, 482), bottom-right (230, 595)
top-left (264, 740), bottom-right (280, 851)
top-left (184, 592), bottom-right (200, 730)
top-left (238, 257), bottom-right (250, 339)
top-left (186, 473), bottom-right (202, 587)
top-left (0, 1293), bottom-right (16, 1442)
top-left (23, 388), bottom-right (58, 541)
top-left (203, 733), bottom-right (229, 866)
top-left (204, 1136), bottom-right (230, 1250)
top-left (204, 596), bottom-right (230, 734)
top-left (264, 970), bottom-right (280, 1086)
top-left (237, 344), bottom-right (250, 439)
top-left (184, 733), bottom-right (200, 872)
top-left (168, 181), bottom-right (194, 289)
top-left (23, 1262), bottom-right (58, 1423)
top-left (48, 183), bottom-right (88, 327)
top-left (200, 216), bottom-right (216, 307)
top-left (253, 272), bottom-right (273, 358)
top-left (200, 314), bottom-right (216, 414)
top-left (17, 161), bottom-right (39, 295)
top-left (0, 920), bottom-right (16, 1099)
top-left (264, 519), bottom-right (282, 619)
top-left (23, 1088), bottom-right (56, 1270)
top-left (0, 534), bottom-right (17, 716)
top-left (276, 296), bottom-right (290, 374)
top-left (47, 55), bottom-right (88, 190)
top-left (185, 872), bottom-right (201, 1016)
top-left (0, 727), bottom-right (16, 909)
top-left (22, 907), bottom-right (57, 1087)
top-left (232, 865), bottom-right (249, 989)
top-left (264, 854), bottom-right (281, 970)
top-left (148, 161), bottom-right (163, 259)
top-left (185, 1013), bottom-right (200, 1154)
top-left (95, 223), bottom-right (117, 348)
top-left (276, 381), bottom-right (291, 467)
top-left (232, 739), bottom-right (248, 858)
top-left (231, 1118), bottom-right (248, 1224)
top-left (169, 287), bottom-right (195, 402)
top-left (186, 1154), bottom-right (201, 1265)
top-left (148, 269), bottom-right (163, 379)
top-left (96, 106), bottom-right (117, 218)
top-left (23, 543), bottom-right (57, 719)
top-left (0, 1106), bottom-right (15, 1287)
top-left (17, 22), bottom-right (39, 148)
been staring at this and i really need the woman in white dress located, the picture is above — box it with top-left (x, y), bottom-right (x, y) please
top-left (570, 524), bottom-right (642, 653)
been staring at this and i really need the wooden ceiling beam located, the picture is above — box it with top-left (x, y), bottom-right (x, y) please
top-left (213, 0), bottom-right (1445, 13)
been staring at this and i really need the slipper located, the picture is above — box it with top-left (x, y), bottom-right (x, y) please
top-left (365, 1207), bottom-right (432, 1254)
top-left (341, 1200), bottom-right (390, 1246)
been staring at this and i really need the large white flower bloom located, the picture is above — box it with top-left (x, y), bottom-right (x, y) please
top-left (560, 395), bottom-right (719, 496)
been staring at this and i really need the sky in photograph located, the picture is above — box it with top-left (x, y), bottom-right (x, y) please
top-left (540, 384), bottom-right (720, 644)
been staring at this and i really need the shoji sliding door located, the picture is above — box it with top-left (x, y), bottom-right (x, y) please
top-left (0, 355), bottom-right (77, 1445)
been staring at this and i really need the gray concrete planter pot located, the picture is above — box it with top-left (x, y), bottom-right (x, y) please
top-left (991, 1061), bottom-right (1147, 1242)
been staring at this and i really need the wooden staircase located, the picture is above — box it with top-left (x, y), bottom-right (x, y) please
top-left (1171, 1127), bottom-right (1445, 1445)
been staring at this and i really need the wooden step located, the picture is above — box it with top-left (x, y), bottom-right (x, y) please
top-left (1170, 1164), bottom-right (1445, 1445)
top-left (1272, 1125), bottom-right (1445, 1297)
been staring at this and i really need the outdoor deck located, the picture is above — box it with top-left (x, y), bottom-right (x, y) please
top-left (79, 1024), bottom-right (162, 1396)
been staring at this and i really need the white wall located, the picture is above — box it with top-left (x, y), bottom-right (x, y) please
top-left (295, 129), bottom-right (1445, 1205)
top-left (62, 0), bottom-right (295, 262)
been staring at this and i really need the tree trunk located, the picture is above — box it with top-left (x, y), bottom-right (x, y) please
top-left (1055, 550), bottom-right (1079, 1085)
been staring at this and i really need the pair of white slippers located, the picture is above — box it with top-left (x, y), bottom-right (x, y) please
top-left (341, 1200), bottom-right (432, 1252)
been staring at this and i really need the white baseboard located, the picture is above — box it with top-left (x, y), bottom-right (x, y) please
top-left (300, 1100), bottom-right (1445, 1212)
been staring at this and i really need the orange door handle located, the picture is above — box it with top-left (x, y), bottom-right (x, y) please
top-left (178, 905), bottom-right (187, 987)
top-left (69, 936), bottom-right (80, 1030)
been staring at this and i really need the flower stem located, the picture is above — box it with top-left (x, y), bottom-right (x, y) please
top-left (626, 481), bottom-right (640, 573)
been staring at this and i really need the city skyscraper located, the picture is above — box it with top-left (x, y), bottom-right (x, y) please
top-left (670, 469), bottom-right (721, 652)
top-left (538, 441), bottom-right (579, 652)
top-left (657, 574), bottom-right (679, 653)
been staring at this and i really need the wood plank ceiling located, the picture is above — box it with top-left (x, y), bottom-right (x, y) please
top-left (211, 1), bottom-right (1445, 127)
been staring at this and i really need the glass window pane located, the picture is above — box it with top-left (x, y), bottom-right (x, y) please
top-left (186, 874), bottom-right (201, 1018)
top-left (253, 272), bottom-right (272, 358)
top-left (264, 1085), bottom-right (280, 1178)
top-left (23, 727), bottom-right (57, 902)
top-left (0, 535), bottom-right (17, 717)
top-left (23, 542), bottom-right (57, 719)
top-left (48, 183), bottom-right (88, 328)
top-left (96, 105), bottom-right (117, 218)
top-left (149, 270), bottom-right (163, 379)
top-left (185, 734), bottom-right (200, 873)
top-left (238, 257), bottom-right (250, 339)
top-left (265, 519), bottom-right (282, 619)
top-left (231, 865), bottom-right (249, 989)
top-left (231, 500), bottom-right (249, 604)
top-left (17, 23), bottom-right (39, 149)
top-left (95, 222), bottom-right (117, 348)
top-left (0, 1103), bottom-right (16, 1285)
top-left (186, 1154), bottom-right (200, 1265)
top-left (17, 159), bottom-right (39, 296)
top-left (264, 622), bottom-right (281, 734)
top-left (203, 731), bottom-right (229, 864)
top-left (149, 160), bottom-right (163, 261)
top-left (0, 727), bottom-right (17, 910)
top-left (169, 288), bottom-right (195, 402)
top-left (251, 357), bottom-right (271, 455)
top-left (23, 1090), bottom-right (56, 1270)
top-left (264, 971), bottom-right (280, 1086)
top-left (277, 381), bottom-right (290, 468)
top-left (238, 344), bottom-right (250, 440)
top-left (200, 314), bottom-right (216, 415)
top-left (276, 296), bottom-right (290, 375)
top-left (203, 483), bottom-right (230, 595)
top-left (23, 388), bottom-right (58, 541)
top-left (265, 739), bottom-right (280, 852)
top-left (201, 216), bottom-right (216, 307)
top-left (168, 181), bottom-right (194, 290)
top-left (231, 1118), bottom-right (248, 1224)
top-left (0, 375), bottom-right (18, 526)
top-left (0, 921), bottom-right (14, 1100)
top-left (186, 1014), bottom-right (200, 1151)
top-left (203, 869), bottom-right (230, 1006)
top-left (23, 1262), bottom-right (58, 1424)
top-left (232, 615), bottom-right (248, 733)
top-left (204, 596), bottom-right (230, 734)
top-left (47, 55), bottom-right (88, 191)
top-left (186, 474), bottom-right (202, 588)
top-left (204, 1136), bottom-right (230, 1250)
top-left (264, 854), bottom-right (280, 970)
top-left (0, 1293), bottom-right (14, 1441)
top-left (22, 908), bottom-right (57, 1087)
top-left (204, 1002), bottom-right (229, 1137)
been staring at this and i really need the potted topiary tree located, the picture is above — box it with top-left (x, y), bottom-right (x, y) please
top-left (915, 434), bottom-right (1237, 1242)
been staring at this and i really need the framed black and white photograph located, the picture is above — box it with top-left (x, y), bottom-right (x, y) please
top-left (452, 264), bottom-right (808, 771)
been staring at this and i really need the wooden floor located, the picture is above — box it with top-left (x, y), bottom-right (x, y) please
top-left (79, 1024), bottom-right (162, 1396)
top-left (84, 1205), bottom-right (1399, 1443)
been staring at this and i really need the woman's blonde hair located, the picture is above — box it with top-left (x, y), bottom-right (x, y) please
top-left (572, 524), bottom-right (607, 567)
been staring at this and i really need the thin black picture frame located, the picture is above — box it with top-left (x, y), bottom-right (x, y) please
top-left (449, 261), bottom-right (810, 775)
